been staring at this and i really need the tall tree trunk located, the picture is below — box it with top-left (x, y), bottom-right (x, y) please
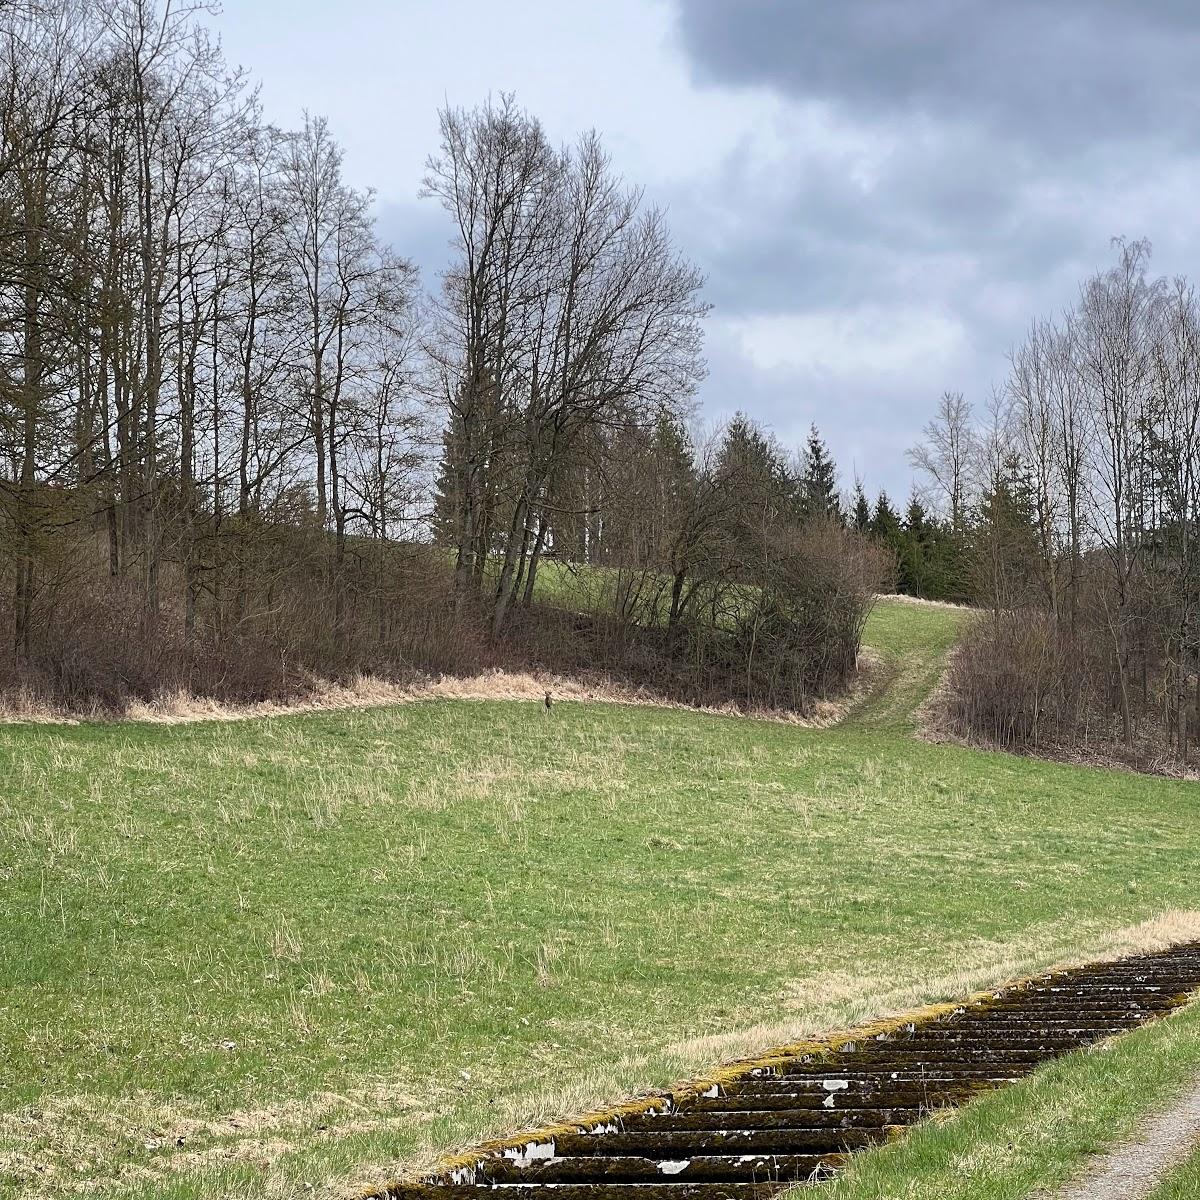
top-left (521, 514), bottom-right (548, 607)
top-left (14, 197), bottom-right (43, 660)
top-left (491, 489), bottom-right (530, 638)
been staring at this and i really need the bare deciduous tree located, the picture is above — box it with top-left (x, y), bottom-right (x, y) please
top-left (942, 240), bottom-right (1200, 766)
top-left (425, 97), bottom-right (708, 636)
top-left (907, 389), bottom-right (975, 533)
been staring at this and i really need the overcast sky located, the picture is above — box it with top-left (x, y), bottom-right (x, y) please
top-left (215, 0), bottom-right (1200, 500)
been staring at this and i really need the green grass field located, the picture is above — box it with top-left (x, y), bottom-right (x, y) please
top-left (2, 598), bottom-right (1199, 1199)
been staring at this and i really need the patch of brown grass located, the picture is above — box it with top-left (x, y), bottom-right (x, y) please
top-left (877, 592), bottom-right (972, 612)
top-left (663, 910), bottom-right (1200, 1068)
top-left (0, 684), bottom-right (87, 724)
top-left (3, 665), bottom-right (867, 730)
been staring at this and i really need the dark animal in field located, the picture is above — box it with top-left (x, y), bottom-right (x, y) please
top-left (544, 690), bottom-right (553, 712)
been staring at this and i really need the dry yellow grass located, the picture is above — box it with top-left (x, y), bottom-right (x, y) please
top-left (3, 664), bottom-right (869, 730)
top-left (0, 684), bottom-right (90, 724)
top-left (875, 592), bottom-right (972, 612)
top-left (668, 909), bottom-right (1200, 1064)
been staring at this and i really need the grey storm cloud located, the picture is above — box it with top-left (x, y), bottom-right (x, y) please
top-left (676, 1), bottom-right (1200, 151)
top-left (654, 1), bottom-right (1200, 495)
top-left (666, 3), bottom-right (1200, 327)
top-left (670, 124), bottom-right (1098, 318)
top-left (667, 0), bottom-right (1200, 322)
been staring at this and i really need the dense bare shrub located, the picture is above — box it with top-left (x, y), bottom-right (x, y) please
top-left (504, 519), bottom-right (891, 715)
top-left (942, 611), bottom-right (1065, 748)
top-left (0, 532), bottom-right (496, 713)
top-left (942, 578), bottom-right (1195, 768)
top-left (730, 519), bottom-right (894, 708)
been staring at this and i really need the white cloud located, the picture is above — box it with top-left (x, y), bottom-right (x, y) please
top-left (723, 307), bottom-right (969, 379)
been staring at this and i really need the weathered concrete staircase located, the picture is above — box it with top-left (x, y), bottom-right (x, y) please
top-left (374, 944), bottom-right (1200, 1200)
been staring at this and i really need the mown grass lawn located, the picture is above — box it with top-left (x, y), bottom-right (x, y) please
top-left (1, 599), bottom-right (1198, 1199)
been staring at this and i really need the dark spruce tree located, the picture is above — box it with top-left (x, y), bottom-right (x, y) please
top-left (971, 452), bottom-right (1042, 609)
top-left (799, 424), bottom-right (841, 522)
top-left (431, 421), bottom-right (464, 547)
top-left (852, 480), bottom-right (871, 532)
top-left (871, 490), bottom-right (901, 540)
top-left (716, 413), bottom-right (793, 520)
top-left (897, 492), bottom-right (929, 595)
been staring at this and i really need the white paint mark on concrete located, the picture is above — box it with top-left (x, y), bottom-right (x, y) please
top-left (658, 1160), bottom-right (690, 1174)
top-left (504, 1140), bottom-right (555, 1168)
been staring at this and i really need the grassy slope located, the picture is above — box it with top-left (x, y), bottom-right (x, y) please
top-left (1, 599), bottom-right (1198, 1199)
top-left (842, 599), bottom-right (964, 734)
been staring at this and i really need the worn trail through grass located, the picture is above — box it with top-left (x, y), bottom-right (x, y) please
top-left (2, 598), bottom-right (1199, 1200)
top-left (840, 600), bottom-right (965, 734)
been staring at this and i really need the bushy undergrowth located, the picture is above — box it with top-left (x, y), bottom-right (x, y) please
top-left (1, 519), bottom-right (884, 718)
top-left (940, 608), bottom-right (1199, 770)
top-left (507, 519), bottom-right (886, 712)
top-left (0, 531), bottom-right (498, 715)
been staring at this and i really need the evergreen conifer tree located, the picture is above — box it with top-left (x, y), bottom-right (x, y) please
top-left (799, 424), bottom-right (841, 522)
top-left (851, 480), bottom-right (871, 532)
top-left (871, 490), bottom-right (900, 538)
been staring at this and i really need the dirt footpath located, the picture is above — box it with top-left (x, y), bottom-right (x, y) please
top-left (1053, 1075), bottom-right (1200, 1199)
